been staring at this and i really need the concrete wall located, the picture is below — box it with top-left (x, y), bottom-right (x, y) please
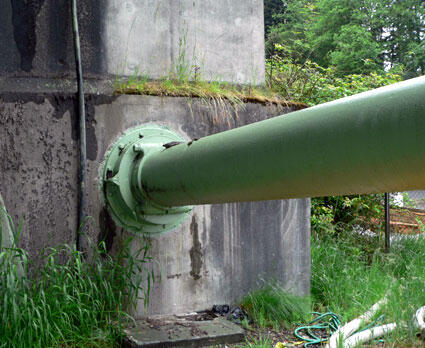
top-left (0, 0), bottom-right (265, 84)
top-left (0, 88), bottom-right (310, 316)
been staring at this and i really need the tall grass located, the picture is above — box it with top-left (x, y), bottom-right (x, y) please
top-left (0, 218), bottom-right (152, 348)
top-left (241, 335), bottom-right (273, 348)
top-left (240, 230), bottom-right (425, 346)
top-left (241, 283), bottom-right (311, 329)
top-left (311, 232), bottom-right (388, 321)
top-left (311, 231), bottom-right (425, 344)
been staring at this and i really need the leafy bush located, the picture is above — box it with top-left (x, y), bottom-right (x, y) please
top-left (266, 45), bottom-right (403, 106)
top-left (311, 194), bottom-right (385, 237)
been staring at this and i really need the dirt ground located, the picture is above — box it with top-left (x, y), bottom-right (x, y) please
top-left (209, 323), bottom-right (423, 348)
top-left (210, 324), bottom-right (325, 347)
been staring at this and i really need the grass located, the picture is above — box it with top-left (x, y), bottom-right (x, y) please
top-left (239, 229), bottom-right (425, 347)
top-left (114, 37), bottom-right (307, 129)
top-left (310, 231), bottom-right (387, 322)
top-left (114, 74), bottom-right (307, 128)
top-left (241, 283), bottom-right (311, 330)
top-left (312, 231), bottom-right (425, 345)
top-left (114, 73), bottom-right (309, 129)
top-left (0, 216), bottom-right (153, 348)
top-left (115, 28), bottom-right (307, 114)
top-left (312, 233), bottom-right (421, 311)
top-left (240, 335), bottom-right (273, 348)
top-left (115, 76), bottom-right (306, 109)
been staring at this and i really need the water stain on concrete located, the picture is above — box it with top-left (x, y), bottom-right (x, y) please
top-left (189, 215), bottom-right (203, 280)
top-left (98, 207), bottom-right (117, 252)
top-left (11, 0), bottom-right (45, 72)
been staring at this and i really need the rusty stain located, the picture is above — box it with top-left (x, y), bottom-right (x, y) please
top-left (189, 215), bottom-right (203, 280)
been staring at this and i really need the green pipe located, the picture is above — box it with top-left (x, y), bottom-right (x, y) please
top-left (140, 76), bottom-right (425, 206)
top-left (102, 76), bottom-right (425, 234)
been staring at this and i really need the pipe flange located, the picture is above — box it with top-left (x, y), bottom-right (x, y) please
top-left (100, 125), bottom-right (193, 236)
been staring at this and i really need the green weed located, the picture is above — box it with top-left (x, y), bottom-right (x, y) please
top-left (240, 335), bottom-right (273, 348)
top-left (311, 232), bottom-right (425, 345)
top-left (0, 217), bottom-right (152, 348)
top-left (241, 283), bottom-right (311, 330)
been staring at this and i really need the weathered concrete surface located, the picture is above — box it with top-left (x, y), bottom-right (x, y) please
top-left (0, 94), bottom-right (79, 258)
top-left (0, 0), bottom-right (104, 76)
top-left (122, 314), bottom-right (244, 348)
top-left (0, 0), bottom-right (264, 84)
top-left (0, 90), bottom-right (310, 316)
top-left (103, 0), bottom-right (265, 83)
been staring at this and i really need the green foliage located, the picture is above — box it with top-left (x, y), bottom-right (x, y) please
top-left (266, 0), bottom-right (315, 59)
top-left (311, 233), bottom-right (425, 344)
top-left (241, 283), bottom-right (311, 329)
top-left (311, 232), bottom-right (386, 321)
top-left (311, 194), bottom-right (385, 236)
top-left (240, 335), bottom-right (273, 348)
top-left (329, 25), bottom-right (381, 75)
top-left (0, 217), bottom-right (153, 348)
top-left (266, 0), bottom-right (425, 76)
top-left (266, 44), bottom-right (403, 106)
top-left (263, 0), bottom-right (287, 37)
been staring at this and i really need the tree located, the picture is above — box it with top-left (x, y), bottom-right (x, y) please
top-left (330, 25), bottom-right (381, 75)
top-left (266, 0), bottom-right (315, 59)
top-left (265, 0), bottom-right (425, 76)
top-left (264, 0), bottom-right (287, 37)
top-left (384, 0), bottom-right (425, 76)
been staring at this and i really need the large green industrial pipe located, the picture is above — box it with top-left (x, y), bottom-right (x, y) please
top-left (102, 76), bottom-right (425, 235)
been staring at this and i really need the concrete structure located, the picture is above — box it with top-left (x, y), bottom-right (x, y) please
top-left (0, 85), bottom-right (310, 316)
top-left (0, 0), bottom-right (265, 84)
top-left (0, 0), bottom-right (310, 317)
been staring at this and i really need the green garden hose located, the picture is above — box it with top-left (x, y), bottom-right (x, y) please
top-left (294, 311), bottom-right (341, 347)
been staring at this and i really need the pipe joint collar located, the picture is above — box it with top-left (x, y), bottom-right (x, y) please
top-left (101, 125), bottom-right (193, 235)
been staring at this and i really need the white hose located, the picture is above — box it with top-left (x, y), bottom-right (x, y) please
top-left (326, 297), bottom-right (387, 348)
top-left (343, 323), bottom-right (397, 348)
top-left (415, 306), bottom-right (425, 330)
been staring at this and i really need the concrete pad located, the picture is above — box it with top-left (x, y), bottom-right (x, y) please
top-left (122, 313), bottom-right (245, 348)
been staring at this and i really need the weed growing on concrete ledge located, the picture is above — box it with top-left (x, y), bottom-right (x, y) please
top-left (0, 223), bottom-right (152, 348)
top-left (114, 78), bottom-right (307, 111)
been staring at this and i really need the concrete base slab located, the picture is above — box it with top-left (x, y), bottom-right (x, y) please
top-left (122, 312), bottom-right (245, 348)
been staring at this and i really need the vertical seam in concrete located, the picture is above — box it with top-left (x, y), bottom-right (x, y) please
top-left (169, 1), bottom-right (178, 70)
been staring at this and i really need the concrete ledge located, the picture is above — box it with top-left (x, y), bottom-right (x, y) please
top-left (122, 314), bottom-right (244, 348)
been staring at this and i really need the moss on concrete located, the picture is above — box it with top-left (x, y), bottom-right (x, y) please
top-left (115, 79), bottom-right (308, 110)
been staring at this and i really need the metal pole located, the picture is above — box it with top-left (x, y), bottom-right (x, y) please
top-left (385, 193), bottom-right (390, 253)
top-left (140, 76), bottom-right (425, 207)
top-left (72, 0), bottom-right (87, 249)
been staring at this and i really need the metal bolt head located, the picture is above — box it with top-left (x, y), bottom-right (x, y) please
top-left (133, 144), bottom-right (144, 153)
